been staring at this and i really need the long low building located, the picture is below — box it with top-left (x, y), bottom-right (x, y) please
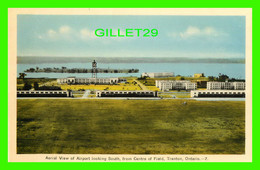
top-left (17, 90), bottom-right (72, 97)
top-left (57, 77), bottom-right (119, 84)
top-left (96, 90), bottom-right (158, 97)
top-left (207, 81), bottom-right (245, 90)
top-left (156, 80), bottom-right (197, 91)
top-left (141, 72), bottom-right (174, 78)
top-left (191, 90), bottom-right (245, 98)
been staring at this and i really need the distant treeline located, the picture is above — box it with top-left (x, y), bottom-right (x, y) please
top-left (24, 67), bottom-right (139, 73)
top-left (17, 56), bottom-right (245, 64)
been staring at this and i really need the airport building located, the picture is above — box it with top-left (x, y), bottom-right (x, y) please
top-left (17, 90), bottom-right (72, 97)
top-left (96, 90), bottom-right (158, 97)
top-left (191, 90), bottom-right (245, 98)
top-left (207, 81), bottom-right (245, 90)
top-left (156, 80), bottom-right (197, 91)
top-left (57, 77), bottom-right (119, 84)
top-left (141, 72), bottom-right (174, 78)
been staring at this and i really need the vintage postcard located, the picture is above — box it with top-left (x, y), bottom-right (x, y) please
top-left (8, 8), bottom-right (252, 162)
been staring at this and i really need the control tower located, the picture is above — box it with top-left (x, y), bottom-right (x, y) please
top-left (92, 60), bottom-right (97, 78)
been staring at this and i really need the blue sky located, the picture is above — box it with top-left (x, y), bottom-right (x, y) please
top-left (17, 15), bottom-right (245, 58)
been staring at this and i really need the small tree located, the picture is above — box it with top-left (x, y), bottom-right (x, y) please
top-left (23, 82), bottom-right (32, 90)
top-left (19, 73), bottom-right (27, 79)
top-left (208, 76), bottom-right (215, 81)
top-left (218, 74), bottom-right (229, 82)
top-left (34, 82), bottom-right (39, 90)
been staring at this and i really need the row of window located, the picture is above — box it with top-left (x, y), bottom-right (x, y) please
top-left (59, 80), bottom-right (116, 83)
top-left (99, 91), bottom-right (154, 94)
top-left (208, 84), bottom-right (245, 88)
top-left (17, 91), bottom-right (67, 94)
top-left (196, 92), bottom-right (245, 95)
top-left (208, 87), bottom-right (245, 90)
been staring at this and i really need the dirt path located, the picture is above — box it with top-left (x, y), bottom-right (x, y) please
top-left (133, 79), bottom-right (149, 91)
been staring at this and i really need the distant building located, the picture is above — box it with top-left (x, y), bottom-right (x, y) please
top-left (57, 77), bottom-right (119, 84)
top-left (233, 82), bottom-right (246, 90)
top-left (119, 78), bottom-right (127, 83)
top-left (96, 90), bottom-right (158, 97)
top-left (141, 72), bottom-right (174, 78)
top-left (156, 80), bottom-right (197, 91)
top-left (191, 90), bottom-right (245, 98)
top-left (207, 81), bottom-right (245, 90)
top-left (194, 73), bottom-right (205, 78)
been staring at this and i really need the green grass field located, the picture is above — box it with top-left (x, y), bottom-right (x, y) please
top-left (138, 77), bottom-right (209, 86)
top-left (17, 99), bottom-right (245, 154)
top-left (17, 78), bottom-right (57, 90)
top-left (17, 78), bottom-right (56, 85)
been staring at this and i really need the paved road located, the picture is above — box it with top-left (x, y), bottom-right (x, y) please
top-left (193, 98), bottom-right (245, 101)
top-left (82, 90), bottom-right (91, 98)
top-left (158, 92), bottom-right (190, 94)
top-left (16, 97), bottom-right (245, 101)
top-left (17, 97), bottom-right (161, 100)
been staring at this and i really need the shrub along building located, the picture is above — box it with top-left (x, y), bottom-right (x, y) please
top-left (57, 77), bottom-right (119, 85)
top-left (156, 80), bottom-right (197, 91)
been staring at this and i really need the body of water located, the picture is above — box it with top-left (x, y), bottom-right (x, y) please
top-left (17, 63), bottom-right (245, 79)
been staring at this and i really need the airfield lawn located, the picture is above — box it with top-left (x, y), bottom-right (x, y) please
top-left (17, 99), bottom-right (245, 154)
